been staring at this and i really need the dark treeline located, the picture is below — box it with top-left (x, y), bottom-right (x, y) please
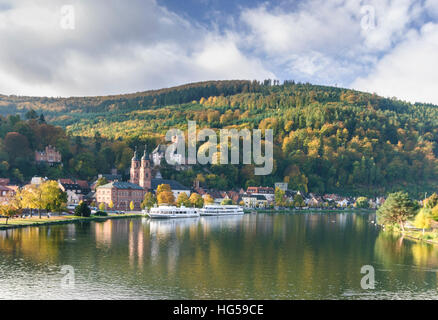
top-left (0, 80), bottom-right (261, 114)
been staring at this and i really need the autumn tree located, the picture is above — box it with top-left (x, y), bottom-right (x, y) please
top-left (176, 192), bottom-right (190, 207)
top-left (0, 204), bottom-right (18, 224)
top-left (157, 191), bottom-right (175, 205)
top-left (414, 208), bottom-right (432, 235)
top-left (189, 193), bottom-right (204, 208)
top-left (22, 185), bottom-right (44, 218)
top-left (40, 181), bottom-right (67, 214)
top-left (203, 194), bottom-right (214, 205)
top-left (156, 184), bottom-right (172, 195)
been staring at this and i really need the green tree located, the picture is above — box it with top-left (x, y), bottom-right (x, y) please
top-left (355, 197), bottom-right (369, 208)
top-left (274, 187), bottom-right (286, 207)
top-left (293, 193), bottom-right (304, 207)
top-left (96, 177), bottom-right (109, 188)
top-left (141, 192), bottom-right (157, 210)
top-left (377, 192), bottom-right (416, 231)
top-left (74, 202), bottom-right (91, 217)
top-left (221, 198), bottom-right (233, 205)
top-left (99, 202), bottom-right (106, 211)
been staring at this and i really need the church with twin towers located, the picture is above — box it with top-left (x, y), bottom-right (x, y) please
top-left (96, 145), bottom-right (191, 211)
top-left (129, 145), bottom-right (152, 190)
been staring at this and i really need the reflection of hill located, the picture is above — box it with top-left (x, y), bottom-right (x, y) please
top-left (0, 214), bottom-right (437, 299)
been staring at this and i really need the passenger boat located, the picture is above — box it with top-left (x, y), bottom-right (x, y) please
top-left (145, 205), bottom-right (200, 219)
top-left (200, 205), bottom-right (244, 216)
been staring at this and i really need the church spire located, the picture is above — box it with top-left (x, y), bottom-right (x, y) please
top-left (132, 146), bottom-right (139, 161)
top-left (142, 144), bottom-right (149, 160)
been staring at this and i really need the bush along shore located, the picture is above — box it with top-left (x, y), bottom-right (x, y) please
top-left (0, 213), bottom-right (144, 231)
top-left (377, 192), bottom-right (438, 245)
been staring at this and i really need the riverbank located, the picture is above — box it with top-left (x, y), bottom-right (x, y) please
top-left (0, 213), bottom-right (144, 231)
top-left (248, 208), bottom-right (376, 214)
top-left (403, 229), bottom-right (438, 245)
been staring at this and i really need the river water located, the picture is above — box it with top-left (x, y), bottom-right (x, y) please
top-left (0, 212), bottom-right (437, 299)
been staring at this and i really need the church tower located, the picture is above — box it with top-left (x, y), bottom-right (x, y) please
top-left (139, 145), bottom-right (152, 190)
top-left (130, 147), bottom-right (140, 185)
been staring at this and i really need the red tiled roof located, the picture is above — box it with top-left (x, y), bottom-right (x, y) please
top-left (59, 179), bottom-right (75, 185)
top-left (0, 185), bottom-right (13, 192)
top-left (76, 180), bottom-right (89, 189)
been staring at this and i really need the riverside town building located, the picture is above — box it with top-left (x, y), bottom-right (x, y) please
top-left (96, 146), bottom-right (190, 210)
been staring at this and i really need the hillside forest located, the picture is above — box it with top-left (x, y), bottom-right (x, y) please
top-left (1, 80), bottom-right (438, 197)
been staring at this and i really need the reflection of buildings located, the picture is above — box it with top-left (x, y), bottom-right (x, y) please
top-left (95, 220), bottom-right (113, 247)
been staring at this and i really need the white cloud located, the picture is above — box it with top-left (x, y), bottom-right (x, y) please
top-left (0, 0), bottom-right (437, 105)
top-left (240, 0), bottom-right (423, 86)
top-left (352, 23), bottom-right (438, 104)
top-left (0, 0), bottom-right (274, 96)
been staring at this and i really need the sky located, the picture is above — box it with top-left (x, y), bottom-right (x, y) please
top-left (0, 0), bottom-right (438, 104)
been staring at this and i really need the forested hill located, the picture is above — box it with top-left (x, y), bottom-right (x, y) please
top-left (0, 80), bottom-right (256, 114)
top-left (1, 80), bottom-right (438, 197)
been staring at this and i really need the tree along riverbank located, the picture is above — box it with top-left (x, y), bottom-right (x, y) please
top-left (0, 213), bottom-right (144, 230)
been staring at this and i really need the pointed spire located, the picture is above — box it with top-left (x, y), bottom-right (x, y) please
top-left (132, 146), bottom-right (139, 161)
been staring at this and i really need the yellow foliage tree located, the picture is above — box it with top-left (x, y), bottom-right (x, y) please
top-left (189, 193), bottom-right (204, 208)
top-left (157, 191), bottom-right (175, 205)
top-left (414, 208), bottom-right (432, 235)
top-left (156, 184), bottom-right (171, 195)
top-left (203, 194), bottom-right (214, 205)
top-left (176, 192), bottom-right (190, 207)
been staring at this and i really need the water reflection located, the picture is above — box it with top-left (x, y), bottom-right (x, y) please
top-left (0, 213), bottom-right (437, 299)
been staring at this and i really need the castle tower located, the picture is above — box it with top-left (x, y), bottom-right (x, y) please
top-left (130, 147), bottom-right (140, 185)
top-left (139, 145), bottom-right (151, 190)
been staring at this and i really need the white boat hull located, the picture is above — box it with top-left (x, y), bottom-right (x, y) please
top-left (200, 211), bottom-right (244, 216)
top-left (147, 212), bottom-right (200, 219)
top-left (200, 205), bottom-right (244, 216)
